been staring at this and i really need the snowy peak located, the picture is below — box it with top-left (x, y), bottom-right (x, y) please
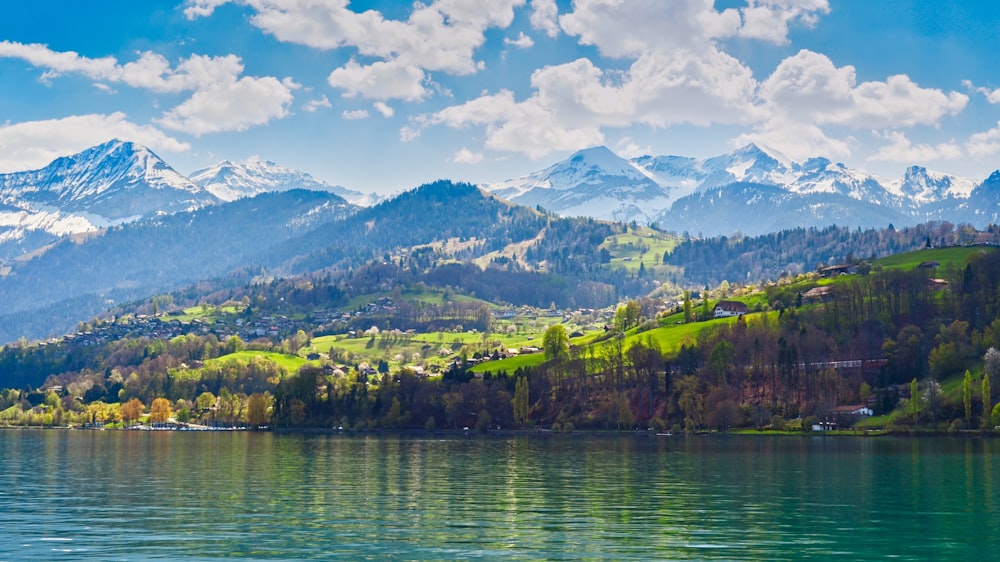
top-left (483, 146), bottom-right (669, 223)
top-left (888, 165), bottom-right (977, 203)
top-left (0, 139), bottom-right (216, 220)
top-left (0, 140), bottom-right (220, 260)
top-left (190, 159), bottom-right (377, 206)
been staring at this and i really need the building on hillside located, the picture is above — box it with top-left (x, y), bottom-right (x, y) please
top-left (829, 404), bottom-right (874, 429)
top-left (820, 264), bottom-right (856, 277)
top-left (713, 300), bottom-right (749, 318)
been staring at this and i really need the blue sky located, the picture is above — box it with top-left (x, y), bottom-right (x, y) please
top-left (2, 0), bottom-right (1000, 194)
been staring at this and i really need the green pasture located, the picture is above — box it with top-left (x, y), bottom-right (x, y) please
top-left (876, 246), bottom-right (994, 271)
top-left (601, 227), bottom-right (677, 274)
top-left (206, 350), bottom-right (312, 372)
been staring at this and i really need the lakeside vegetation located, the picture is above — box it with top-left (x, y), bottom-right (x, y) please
top-left (3, 217), bottom-right (1000, 435)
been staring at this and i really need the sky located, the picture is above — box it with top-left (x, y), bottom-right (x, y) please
top-left (2, 0), bottom-right (1000, 194)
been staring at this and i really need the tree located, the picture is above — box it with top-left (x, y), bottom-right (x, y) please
top-left (964, 370), bottom-right (973, 424)
top-left (247, 392), bottom-right (272, 428)
top-left (683, 290), bottom-right (693, 323)
top-left (984, 372), bottom-right (993, 430)
top-left (543, 324), bottom-right (569, 363)
top-left (909, 378), bottom-right (920, 421)
top-left (121, 398), bottom-right (144, 426)
top-left (149, 397), bottom-right (172, 424)
top-left (512, 375), bottom-right (529, 428)
top-left (613, 300), bottom-right (642, 332)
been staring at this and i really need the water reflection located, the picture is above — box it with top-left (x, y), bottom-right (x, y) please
top-left (2, 431), bottom-right (1000, 560)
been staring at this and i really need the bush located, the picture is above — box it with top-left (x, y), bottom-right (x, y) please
top-left (948, 418), bottom-right (966, 432)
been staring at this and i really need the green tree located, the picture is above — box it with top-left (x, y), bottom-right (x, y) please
top-left (910, 378), bottom-right (920, 421)
top-left (964, 370), bottom-right (973, 424)
top-left (512, 375), bottom-right (529, 428)
top-left (543, 324), bottom-right (569, 363)
top-left (613, 300), bottom-right (642, 332)
top-left (247, 392), bottom-right (272, 428)
top-left (683, 290), bottom-right (693, 323)
top-left (983, 372), bottom-right (993, 430)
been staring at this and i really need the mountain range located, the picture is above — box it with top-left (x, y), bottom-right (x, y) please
top-left (3, 138), bottom-right (1000, 343)
top-left (483, 143), bottom-right (995, 235)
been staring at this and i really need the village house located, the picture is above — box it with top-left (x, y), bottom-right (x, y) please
top-left (713, 300), bottom-right (749, 318)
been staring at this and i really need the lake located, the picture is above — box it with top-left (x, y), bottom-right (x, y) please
top-left (1, 430), bottom-right (998, 560)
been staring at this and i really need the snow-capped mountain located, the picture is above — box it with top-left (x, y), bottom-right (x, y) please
top-left (0, 140), bottom-right (218, 261)
top-left (485, 146), bottom-right (670, 223)
top-left (190, 159), bottom-right (379, 207)
top-left (485, 143), bottom-right (997, 235)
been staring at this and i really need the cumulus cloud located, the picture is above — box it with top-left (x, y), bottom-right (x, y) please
top-left (187, 0), bottom-right (526, 102)
top-left (736, 50), bottom-right (967, 160)
top-left (760, 50), bottom-right (967, 129)
top-left (558, 0), bottom-right (827, 57)
top-left (342, 109), bottom-right (370, 120)
top-left (733, 117), bottom-right (852, 162)
top-left (373, 102), bottom-right (395, 118)
top-left (0, 41), bottom-right (298, 136)
top-left (451, 148), bottom-right (484, 164)
top-left (0, 113), bottom-right (189, 173)
top-left (303, 95), bottom-right (332, 112)
top-left (158, 77), bottom-right (297, 136)
top-left (963, 80), bottom-right (1000, 105)
top-left (328, 59), bottom-right (429, 101)
top-left (505, 32), bottom-right (534, 49)
top-left (869, 131), bottom-right (962, 163)
top-left (967, 122), bottom-right (1000, 158)
top-left (424, 48), bottom-right (759, 158)
top-left (529, 0), bottom-right (560, 37)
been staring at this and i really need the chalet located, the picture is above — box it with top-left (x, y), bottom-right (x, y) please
top-left (801, 285), bottom-right (834, 303)
top-left (829, 404), bottom-right (873, 429)
top-left (713, 301), bottom-right (749, 318)
top-left (830, 405), bottom-right (873, 417)
top-left (820, 264), bottom-right (856, 278)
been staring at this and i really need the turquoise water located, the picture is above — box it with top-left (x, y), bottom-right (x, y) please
top-left (1, 431), bottom-right (998, 560)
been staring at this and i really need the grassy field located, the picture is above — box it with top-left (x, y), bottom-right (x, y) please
top-left (205, 351), bottom-right (313, 372)
top-left (601, 226), bottom-right (678, 277)
top-left (876, 246), bottom-right (995, 271)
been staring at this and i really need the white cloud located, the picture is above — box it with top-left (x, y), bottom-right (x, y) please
top-left (760, 50), bottom-right (967, 129)
top-left (0, 41), bottom-right (298, 135)
top-left (303, 95), bottom-right (332, 112)
top-left (733, 117), bottom-right (852, 162)
top-left (424, 48), bottom-right (759, 158)
top-left (963, 80), bottom-right (1000, 105)
top-left (451, 148), bottom-right (484, 164)
top-left (157, 77), bottom-right (298, 136)
top-left (529, 0), bottom-right (560, 37)
top-left (184, 0), bottom-right (228, 18)
top-left (0, 113), bottom-right (189, 173)
top-left (613, 137), bottom-right (652, 159)
top-left (373, 102), bottom-right (395, 118)
top-left (188, 0), bottom-right (527, 102)
top-left (328, 59), bottom-right (429, 101)
top-left (505, 32), bottom-right (534, 49)
top-left (967, 122), bottom-right (1000, 158)
top-left (558, 0), bottom-right (826, 58)
top-left (342, 109), bottom-right (370, 120)
top-left (869, 131), bottom-right (962, 163)
top-left (737, 0), bottom-right (830, 44)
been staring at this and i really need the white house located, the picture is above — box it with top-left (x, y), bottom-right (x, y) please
top-left (713, 300), bottom-right (749, 318)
